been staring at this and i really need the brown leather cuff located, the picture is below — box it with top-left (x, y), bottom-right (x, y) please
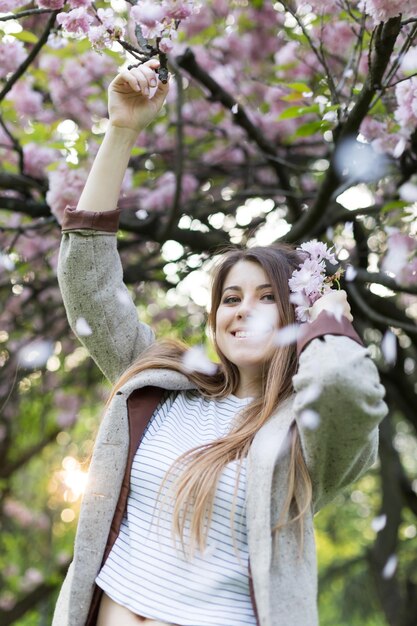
top-left (61, 206), bottom-right (121, 233)
top-left (297, 310), bottom-right (363, 357)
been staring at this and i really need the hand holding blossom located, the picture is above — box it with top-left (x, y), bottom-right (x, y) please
top-left (309, 289), bottom-right (353, 323)
top-left (289, 239), bottom-right (352, 323)
top-left (108, 59), bottom-right (169, 133)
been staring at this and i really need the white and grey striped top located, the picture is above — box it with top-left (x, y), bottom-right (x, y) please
top-left (95, 390), bottom-right (256, 626)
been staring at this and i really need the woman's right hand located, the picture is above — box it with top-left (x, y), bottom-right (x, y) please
top-left (108, 59), bottom-right (169, 133)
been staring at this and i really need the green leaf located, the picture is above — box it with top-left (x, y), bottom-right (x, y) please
top-left (293, 120), bottom-right (331, 137)
top-left (381, 200), bottom-right (408, 214)
top-left (278, 104), bottom-right (320, 120)
top-left (13, 31), bottom-right (38, 44)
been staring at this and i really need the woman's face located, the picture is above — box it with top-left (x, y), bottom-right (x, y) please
top-left (215, 260), bottom-right (279, 396)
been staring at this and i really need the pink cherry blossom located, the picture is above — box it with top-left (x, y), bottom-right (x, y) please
top-left (46, 163), bottom-right (88, 223)
top-left (0, 40), bottom-right (26, 79)
top-left (36, 0), bottom-right (65, 8)
top-left (23, 143), bottom-right (58, 179)
top-left (0, 0), bottom-right (26, 9)
top-left (395, 77), bottom-right (417, 132)
top-left (163, 0), bottom-right (195, 20)
top-left (159, 36), bottom-right (174, 53)
top-left (140, 172), bottom-right (198, 212)
top-left (381, 231), bottom-right (417, 285)
top-left (299, 240), bottom-right (337, 265)
top-left (96, 7), bottom-right (120, 33)
top-left (6, 80), bottom-right (43, 118)
top-left (358, 0), bottom-right (414, 23)
top-left (131, 2), bottom-right (166, 38)
top-left (68, 0), bottom-right (92, 7)
top-left (56, 7), bottom-right (93, 35)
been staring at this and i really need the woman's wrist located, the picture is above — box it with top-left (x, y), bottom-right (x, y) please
top-left (106, 123), bottom-right (141, 145)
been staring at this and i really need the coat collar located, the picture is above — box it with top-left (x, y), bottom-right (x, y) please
top-left (116, 368), bottom-right (196, 397)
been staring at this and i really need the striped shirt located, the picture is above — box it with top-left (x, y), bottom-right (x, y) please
top-left (96, 390), bottom-right (256, 626)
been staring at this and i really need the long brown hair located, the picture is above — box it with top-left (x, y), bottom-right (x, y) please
top-left (108, 244), bottom-right (312, 554)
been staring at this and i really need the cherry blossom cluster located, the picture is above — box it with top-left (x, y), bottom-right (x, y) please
top-left (31, 0), bottom-right (199, 53)
top-left (288, 241), bottom-right (339, 323)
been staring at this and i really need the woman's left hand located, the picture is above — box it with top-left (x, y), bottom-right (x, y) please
top-left (309, 289), bottom-right (353, 322)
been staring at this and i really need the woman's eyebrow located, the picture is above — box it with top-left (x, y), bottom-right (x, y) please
top-left (222, 283), bottom-right (272, 293)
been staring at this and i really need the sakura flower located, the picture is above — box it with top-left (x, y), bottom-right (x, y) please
top-left (57, 7), bottom-right (94, 35)
top-left (163, 0), bottom-right (196, 20)
top-left (358, 0), bottom-right (413, 23)
top-left (395, 77), bottom-right (417, 132)
top-left (381, 231), bottom-right (417, 285)
top-left (0, 40), bottom-right (26, 79)
top-left (289, 240), bottom-right (342, 322)
top-left (36, 0), bottom-right (65, 8)
top-left (68, 0), bottom-right (92, 7)
top-left (46, 163), bottom-right (88, 224)
top-left (23, 143), bottom-right (58, 179)
top-left (131, 2), bottom-right (165, 38)
top-left (299, 240), bottom-right (337, 265)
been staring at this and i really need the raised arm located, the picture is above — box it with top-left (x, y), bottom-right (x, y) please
top-left (57, 61), bottom-right (169, 384)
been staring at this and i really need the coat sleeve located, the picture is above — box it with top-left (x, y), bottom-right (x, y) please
top-left (57, 207), bottom-right (155, 385)
top-left (292, 317), bottom-right (388, 512)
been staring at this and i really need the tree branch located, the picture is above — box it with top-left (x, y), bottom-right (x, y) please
top-left (175, 48), bottom-right (302, 221)
top-left (285, 16), bottom-right (402, 243)
top-left (0, 11), bottom-right (58, 103)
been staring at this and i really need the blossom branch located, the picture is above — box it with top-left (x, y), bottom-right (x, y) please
top-left (0, 11), bottom-right (58, 103)
top-left (0, 8), bottom-right (53, 21)
top-left (176, 47), bottom-right (302, 221)
top-left (285, 16), bottom-right (402, 243)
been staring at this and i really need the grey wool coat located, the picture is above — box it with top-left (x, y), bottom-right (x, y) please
top-left (53, 208), bottom-right (388, 626)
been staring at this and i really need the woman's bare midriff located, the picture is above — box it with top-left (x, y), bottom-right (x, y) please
top-left (97, 592), bottom-right (179, 626)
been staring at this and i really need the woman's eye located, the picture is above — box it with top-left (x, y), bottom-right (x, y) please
top-left (223, 295), bottom-right (240, 304)
top-left (262, 293), bottom-right (275, 301)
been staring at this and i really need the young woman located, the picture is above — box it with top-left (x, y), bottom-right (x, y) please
top-left (54, 59), bottom-right (387, 626)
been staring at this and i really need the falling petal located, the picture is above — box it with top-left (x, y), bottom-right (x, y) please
top-left (345, 265), bottom-right (357, 281)
top-left (371, 514), bottom-right (387, 533)
top-left (299, 409), bottom-right (320, 430)
top-left (275, 324), bottom-right (302, 347)
top-left (246, 308), bottom-right (277, 337)
top-left (135, 209), bottom-right (149, 220)
top-left (19, 340), bottom-right (54, 369)
top-left (382, 555), bottom-right (397, 579)
top-left (182, 346), bottom-right (217, 376)
top-left (116, 288), bottom-right (132, 307)
top-left (300, 383), bottom-right (321, 405)
top-left (75, 317), bottom-right (93, 337)
top-left (381, 330), bottom-right (397, 366)
top-left (231, 103), bottom-right (238, 114)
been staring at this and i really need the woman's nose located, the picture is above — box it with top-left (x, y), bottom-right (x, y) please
top-left (236, 300), bottom-right (251, 320)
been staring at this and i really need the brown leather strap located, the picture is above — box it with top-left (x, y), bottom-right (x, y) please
top-left (61, 206), bottom-right (121, 233)
top-left (85, 386), bottom-right (165, 626)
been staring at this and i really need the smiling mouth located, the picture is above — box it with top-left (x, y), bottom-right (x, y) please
top-left (232, 330), bottom-right (270, 339)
